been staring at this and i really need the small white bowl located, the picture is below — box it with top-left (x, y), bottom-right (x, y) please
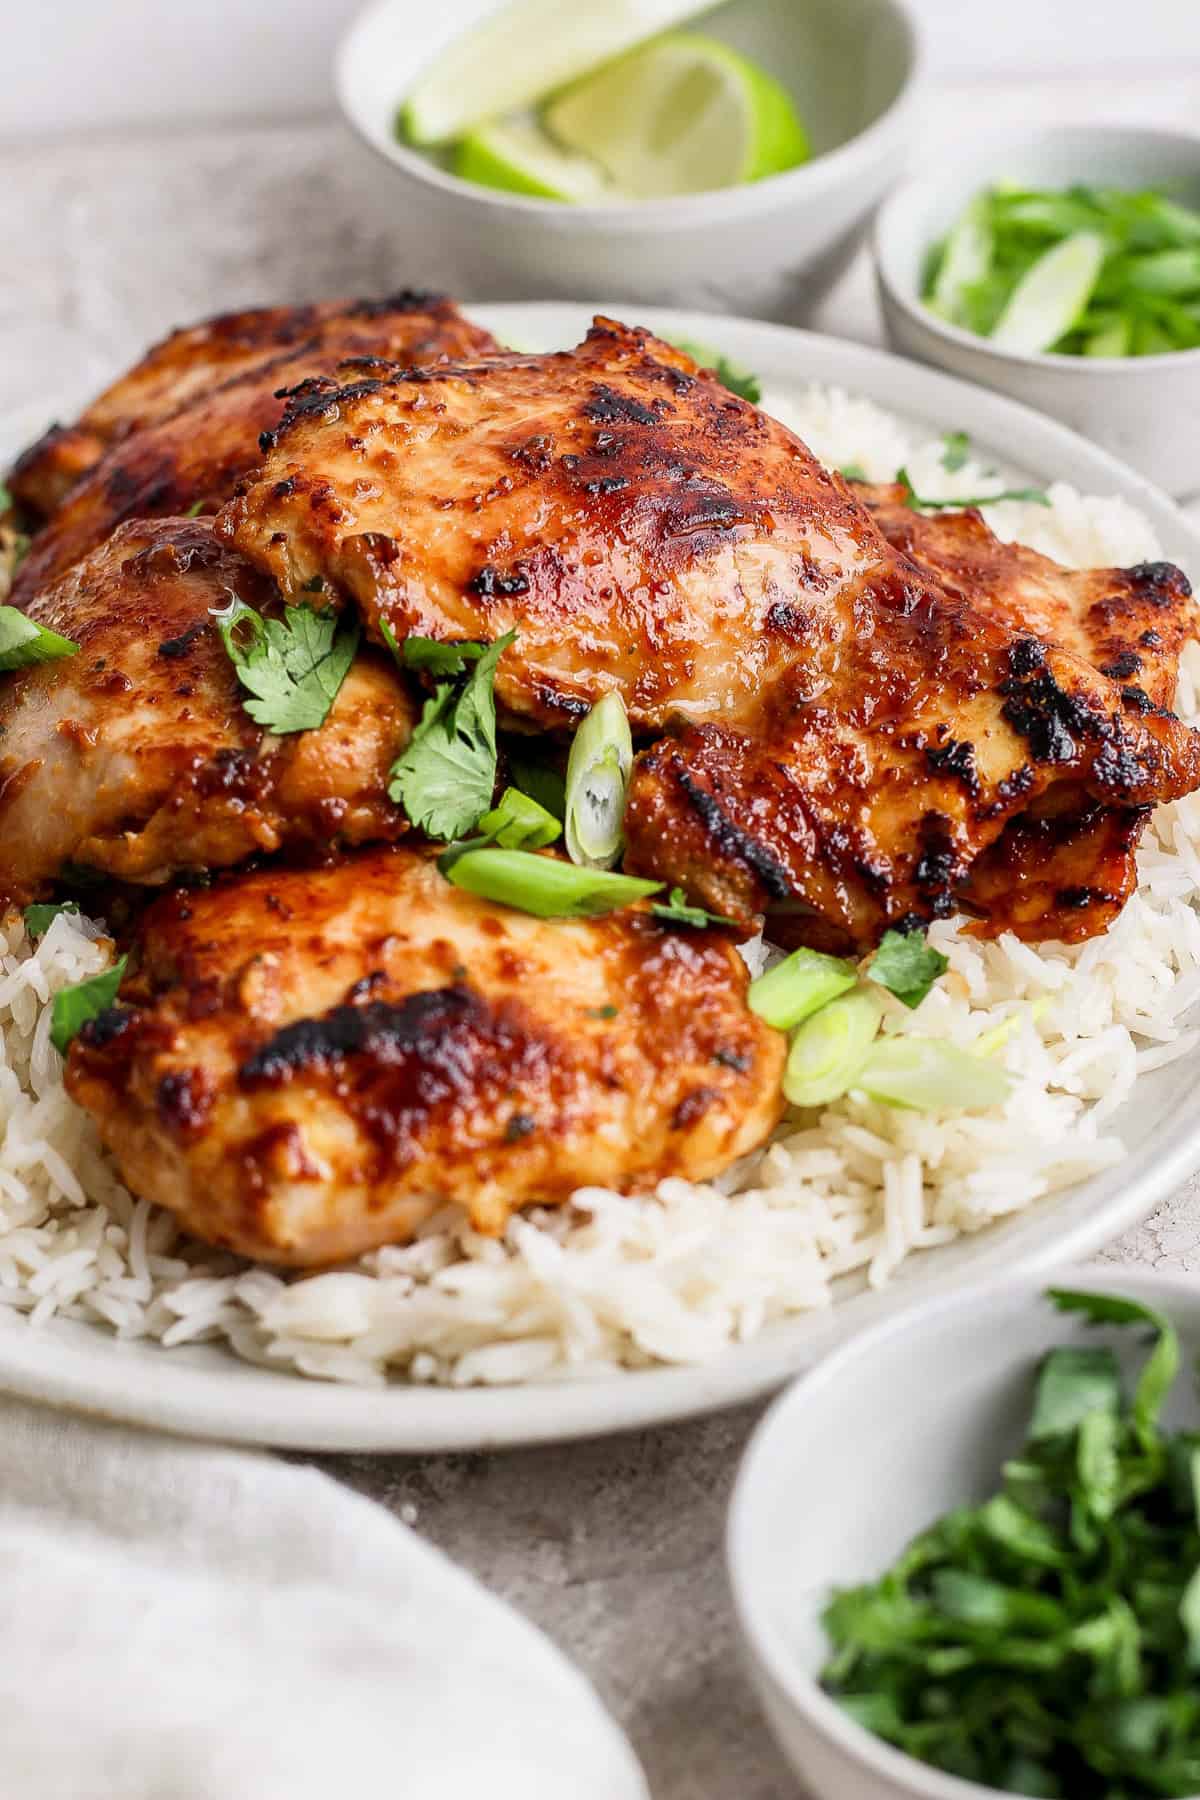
top-left (874, 126), bottom-right (1200, 498)
top-left (337, 0), bottom-right (924, 323)
top-left (728, 1264), bottom-right (1200, 1800)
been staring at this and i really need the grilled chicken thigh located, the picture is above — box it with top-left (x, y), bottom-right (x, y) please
top-left (65, 848), bottom-right (784, 1265)
top-left (220, 317), bottom-right (1200, 952)
top-left (0, 517), bottom-right (414, 907)
top-left (855, 485), bottom-right (1200, 941)
top-left (10, 294), bottom-right (500, 601)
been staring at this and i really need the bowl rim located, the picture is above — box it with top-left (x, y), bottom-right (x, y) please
top-left (335, 0), bottom-right (926, 230)
top-left (726, 1261), bottom-right (1200, 1800)
top-left (874, 122), bottom-right (1200, 375)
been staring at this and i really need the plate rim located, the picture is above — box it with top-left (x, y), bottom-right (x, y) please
top-left (3, 299), bottom-right (1199, 1453)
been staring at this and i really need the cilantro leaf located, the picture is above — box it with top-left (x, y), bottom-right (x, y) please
top-left (650, 887), bottom-right (741, 929)
top-left (0, 605), bottom-right (78, 673)
top-left (940, 430), bottom-right (971, 471)
top-left (24, 901), bottom-right (80, 938)
top-left (1048, 1289), bottom-right (1179, 1450)
top-left (0, 483), bottom-right (10, 512)
top-left (50, 955), bottom-right (128, 1056)
top-left (865, 927), bottom-right (949, 1009)
top-left (671, 338), bottom-right (761, 402)
top-left (382, 620), bottom-right (488, 677)
top-left (838, 461), bottom-right (868, 483)
top-left (1030, 1346), bottom-right (1121, 1441)
top-left (897, 466), bottom-right (1050, 512)
top-left (388, 630), bottom-right (515, 840)
top-left (214, 598), bottom-right (359, 734)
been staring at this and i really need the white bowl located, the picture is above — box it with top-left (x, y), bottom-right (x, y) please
top-left (728, 1264), bottom-right (1200, 1800)
top-left (337, 0), bottom-right (924, 322)
top-left (874, 125), bottom-right (1200, 498)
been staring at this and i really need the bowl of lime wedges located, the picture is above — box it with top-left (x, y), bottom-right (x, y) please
top-left (336, 0), bottom-right (924, 322)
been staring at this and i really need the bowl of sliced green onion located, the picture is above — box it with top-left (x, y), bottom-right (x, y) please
top-left (873, 127), bottom-right (1200, 496)
top-left (729, 1267), bottom-right (1200, 1800)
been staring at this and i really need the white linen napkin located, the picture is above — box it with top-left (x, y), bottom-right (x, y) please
top-left (0, 1397), bottom-right (648, 1800)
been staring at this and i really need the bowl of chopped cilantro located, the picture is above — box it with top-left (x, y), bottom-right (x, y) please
top-left (728, 1268), bottom-right (1200, 1800)
top-left (873, 127), bottom-right (1200, 496)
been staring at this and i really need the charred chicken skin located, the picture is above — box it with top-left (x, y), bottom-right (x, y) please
top-left (9, 293), bottom-right (500, 601)
top-left (65, 848), bottom-right (785, 1266)
top-left (0, 517), bottom-right (415, 908)
top-left (220, 317), bottom-right (1200, 952)
top-left (854, 483), bottom-right (1200, 941)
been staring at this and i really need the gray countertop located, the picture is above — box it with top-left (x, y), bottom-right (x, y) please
top-left (5, 77), bottom-right (1200, 1795)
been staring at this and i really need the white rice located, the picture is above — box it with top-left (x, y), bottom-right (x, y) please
top-left (1, 386), bottom-right (1196, 1387)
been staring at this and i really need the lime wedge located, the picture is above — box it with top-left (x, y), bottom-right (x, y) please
top-left (543, 32), bottom-right (810, 199)
top-left (455, 118), bottom-right (612, 202)
top-left (402, 0), bottom-right (716, 147)
top-left (989, 232), bottom-right (1107, 355)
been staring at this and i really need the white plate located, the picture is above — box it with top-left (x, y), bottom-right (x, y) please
top-left (3, 301), bottom-right (1200, 1453)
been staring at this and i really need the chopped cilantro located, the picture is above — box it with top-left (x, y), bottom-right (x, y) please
top-left (0, 605), bottom-right (78, 673)
top-left (384, 623), bottom-right (488, 677)
top-left (650, 887), bottom-right (741, 930)
top-left (184, 499), bottom-right (205, 518)
top-left (838, 461), bottom-right (868, 483)
top-left (897, 466), bottom-right (1050, 512)
top-left (821, 1286), bottom-right (1200, 1798)
top-left (213, 597), bottom-right (359, 734)
top-left (24, 901), bottom-right (80, 938)
top-left (671, 338), bottom-right (762, 402)
top-left (940, 430), bottom-right (971, 471)
top-left (50, 955), bottom-right (128, 1055)
top-left (388, 630), bottom-right (515, 840)
top-left (865, 927), bottom-right (949, 1010)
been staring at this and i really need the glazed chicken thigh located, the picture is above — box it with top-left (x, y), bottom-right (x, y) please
top-left (854, 484), bottom-right (1200, 941)
top-left (0, 517), bottom-right (415, 907)
top-left (65, 848), bottom-right (785, 1266)
top-left (221, 317), bottom-right (1200, 951)
top-left (10, 293), bottom-right (500, 601)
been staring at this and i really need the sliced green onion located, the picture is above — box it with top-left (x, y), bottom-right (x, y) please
top-left (974, 996), bottom-right (1051, 1058)
top-left (504, 748), bottom-right (566, 822)
top-left (50, 956), bottom-right (129, 1056)
top-left (1084, 315), bottom-right (1132, 357)
top-left (748, 946), bottom-right (857, 1032)
top-left (564, 691), bottom-right (633, 870)
top-left (477, 786), bottom-right (562, 850)
top-left (782, 988), bottom-right (883, 1109)
top-left (928, 193), bottom-right (993, 321)
top-left (0, 606), bottom-right (78, 673)
top-left (924, 185), bottom-right (1200, 359)
top-left (989, 232), bottom-right (1107, 354)
top-left (444, 848), bottom-right (661, 918)
top-left (858, 1036), bottom-right (1011, 1112)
